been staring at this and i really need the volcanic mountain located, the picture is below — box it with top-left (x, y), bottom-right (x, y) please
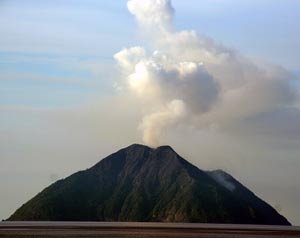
top-left (8, 144), bottom-right (290, 225)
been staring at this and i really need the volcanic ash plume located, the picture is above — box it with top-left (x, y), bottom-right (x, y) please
top-left (114, 0), bottom-right (296, 147)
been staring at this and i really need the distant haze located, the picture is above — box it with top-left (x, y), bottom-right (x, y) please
top-left (0, 0), bottom-right (300, 225)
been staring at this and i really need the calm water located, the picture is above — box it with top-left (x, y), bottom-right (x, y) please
top-left (1, 222), bottom-right (300, 238)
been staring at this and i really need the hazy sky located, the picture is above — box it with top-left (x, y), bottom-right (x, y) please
top-left (0, 0), bottom-right (300, 224)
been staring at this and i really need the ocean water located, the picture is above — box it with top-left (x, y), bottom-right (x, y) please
top-left (1, 222), bottom-right (300, 238)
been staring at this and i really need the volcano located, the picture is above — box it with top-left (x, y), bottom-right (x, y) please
top-left (8, 144), bottom-right (290, 225)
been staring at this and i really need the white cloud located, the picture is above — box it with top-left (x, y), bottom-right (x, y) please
top-left (127, 0), bottom-right (174, 31)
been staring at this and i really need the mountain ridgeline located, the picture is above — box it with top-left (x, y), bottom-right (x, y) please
top-left (8, 144), bottom-right (290, 225)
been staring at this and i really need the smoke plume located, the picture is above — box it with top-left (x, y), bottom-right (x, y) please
top-left (114, 0), bottom-right (297, 147)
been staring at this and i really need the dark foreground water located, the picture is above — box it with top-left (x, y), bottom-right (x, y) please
top-left (1, 222), bottom-right (300, 238)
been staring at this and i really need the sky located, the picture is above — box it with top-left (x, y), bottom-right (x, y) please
top-left (0, 0), bottom-right (300, 224)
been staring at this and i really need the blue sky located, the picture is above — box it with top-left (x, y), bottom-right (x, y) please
top-left (1, 0), bottom-right (300, 224)
top-left (0, 0), bottom-right (299, 108)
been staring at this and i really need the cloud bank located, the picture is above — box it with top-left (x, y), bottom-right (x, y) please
top-left (114, 0), bottom-right (298, 147)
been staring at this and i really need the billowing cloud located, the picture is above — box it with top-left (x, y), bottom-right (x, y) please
top-left (114, 0), bottom-right (298, 147)
top-left (127, 0), bottom-right (174, 32)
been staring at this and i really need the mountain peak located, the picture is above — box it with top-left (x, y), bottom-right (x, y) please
top-left (118, 144), bottom-right (179, 164)
top-left (123, 144), bottom-right (176, 152)
top-left (156, 145), bottom-right (175, 151)
top-left (123, 143), bottom-right (152, 151)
